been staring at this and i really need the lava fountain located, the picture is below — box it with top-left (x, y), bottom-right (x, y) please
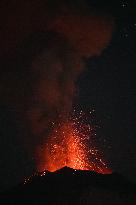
top-left (36, 110), bottom-right (112, 174)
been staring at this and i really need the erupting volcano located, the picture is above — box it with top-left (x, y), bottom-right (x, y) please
top-left (36, 110), bottom-right (112, 175)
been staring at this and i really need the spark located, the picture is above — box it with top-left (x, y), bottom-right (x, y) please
top-left (36, 109), bottom-right (112, 174)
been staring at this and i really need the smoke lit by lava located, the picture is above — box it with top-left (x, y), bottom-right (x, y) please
top-left (36, 109), bottom-right (112, 175)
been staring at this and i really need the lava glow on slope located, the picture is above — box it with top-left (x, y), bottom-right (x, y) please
top-left (36, 110), bottom-right (112, 175)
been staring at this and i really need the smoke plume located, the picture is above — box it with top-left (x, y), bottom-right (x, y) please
top-left (0, 0), bottom-right (114, 177)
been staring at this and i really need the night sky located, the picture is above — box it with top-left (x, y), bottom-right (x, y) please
top-left (78, 0), bottom-right (136, 179)
top-left (0, 0), bottom-right (136, 191)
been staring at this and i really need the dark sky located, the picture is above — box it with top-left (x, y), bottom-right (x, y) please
top-left (0, 0), bottom-right (136, 191)
top-left (78, 0), bottom-right (136, 180)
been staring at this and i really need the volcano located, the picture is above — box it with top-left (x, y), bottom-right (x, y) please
top-left (1, 167), bottom-right (136, 205)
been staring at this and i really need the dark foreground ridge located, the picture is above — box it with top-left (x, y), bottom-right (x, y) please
top-left (1, 167), bottom-right (136, 205)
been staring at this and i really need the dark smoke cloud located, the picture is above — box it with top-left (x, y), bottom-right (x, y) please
top-left (0, 0), bottom-right (114, 189)
top-left (1, 31), bottom-right (82, 142)
top-left (0, 0), bottom-right (114, 56)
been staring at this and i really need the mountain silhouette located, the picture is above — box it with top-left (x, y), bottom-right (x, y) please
top-left (1, 167), bottom-right (136, 205)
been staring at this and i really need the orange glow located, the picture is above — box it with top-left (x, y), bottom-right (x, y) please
top-left (36, 111), bottom-right (112, 174)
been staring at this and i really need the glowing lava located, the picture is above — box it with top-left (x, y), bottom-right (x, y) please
top-left (37, 110), bottom-right (112, 174)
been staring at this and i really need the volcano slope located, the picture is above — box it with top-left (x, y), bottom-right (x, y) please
top-left (1, 167), bottom-right (136, 205)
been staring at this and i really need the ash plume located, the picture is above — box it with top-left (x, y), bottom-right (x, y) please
top-left (0, 0), bottom-right (114, 187)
